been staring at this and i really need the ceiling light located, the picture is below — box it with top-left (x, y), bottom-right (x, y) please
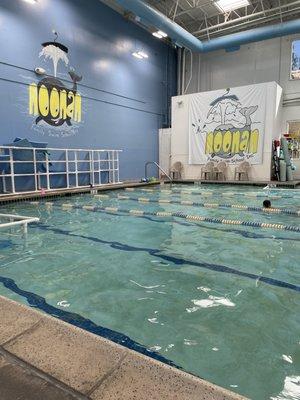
top-left (152, 32), bottom-right (163, 39)
top-left (152, 30), bottom-right (168, 39)
top-left (132, 51), bottom-right (149, 59)
top-left (22, 0), bottom-right (37, 4)
top-left (137, 51), bottom-right (148, 59)
top-left (214, 0), bottom-right (249, 13)
top-left (157, 30), bottom-right (168, 38)
top-left (132, 52), bottom-right (143, 59)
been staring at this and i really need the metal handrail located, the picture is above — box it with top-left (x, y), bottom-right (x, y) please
top-left (0, 145), bottom-right (122, 195)
top-left (145, 161), bottom-right (172, 186)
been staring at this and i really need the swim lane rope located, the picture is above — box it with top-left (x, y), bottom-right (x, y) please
top-left (112, 194), bottom-right (300, 218)
top-left (124, 187), bottom-right (300, 200)
top-left (30, 201), bottom-right (300, 233)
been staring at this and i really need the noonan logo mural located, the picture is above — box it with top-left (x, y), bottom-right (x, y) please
top-left (28, 34), bottom-right (82, 135)
top-left (189, 84), bottom-right (267, 165)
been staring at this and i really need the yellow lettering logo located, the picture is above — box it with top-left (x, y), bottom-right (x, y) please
top-left (28, 81), bottom-right (82, 126)
top-left (205, 129), bottom-right (260, 157)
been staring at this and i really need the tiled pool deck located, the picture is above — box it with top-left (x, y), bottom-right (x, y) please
top-left (0, 296), bottom-right (246, 400)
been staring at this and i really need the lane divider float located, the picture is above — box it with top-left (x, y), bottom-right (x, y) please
top-left (30, 201), bottom-right (300, 233)
top-left (116, 195), bottom-right (300, 217)
top-left (124, 187), bottom-right (300, 200)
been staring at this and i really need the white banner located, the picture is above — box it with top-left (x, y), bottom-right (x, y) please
top-left (189, 84), bottom-right (267, 164)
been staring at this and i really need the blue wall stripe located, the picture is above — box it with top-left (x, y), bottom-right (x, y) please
top-left (0, 61), bottom-right (146, 104)
top-left (0, 77), bottom-right (163, 117)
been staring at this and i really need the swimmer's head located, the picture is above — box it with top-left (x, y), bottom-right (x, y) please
top-left (263, 199), bottom-right (271, 208)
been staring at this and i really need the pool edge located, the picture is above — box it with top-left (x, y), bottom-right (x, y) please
top-left (0, 295), bottom-right (247, 400)
top-left (169, 179), bottom-right (300, 188)
top-left (0, 181), bottom-right (160, 205)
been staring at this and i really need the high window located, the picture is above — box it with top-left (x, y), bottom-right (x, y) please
top-left (291, 40), bottom-right (300, 80)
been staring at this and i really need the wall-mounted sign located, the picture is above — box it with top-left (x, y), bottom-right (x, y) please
top-left (28, 35), bottom-right (83, 132)
top-left (189, 84), bottom-right (267, 164)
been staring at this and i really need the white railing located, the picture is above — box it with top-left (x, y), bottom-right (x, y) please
top-left (0, 146), bottom-right (122, 195)
top-left (0, 213), bottom-right (39, 234)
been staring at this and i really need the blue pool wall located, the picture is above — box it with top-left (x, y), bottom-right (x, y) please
top-left (0, 0), bottom-right (177, 182)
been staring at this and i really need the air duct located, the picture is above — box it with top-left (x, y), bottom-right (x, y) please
top-left (113, 0), bottom-right (203, 51)
top-left (202, 18), bottom-right (300, 52)
top-left (113, 0), bottom-right (300, 53)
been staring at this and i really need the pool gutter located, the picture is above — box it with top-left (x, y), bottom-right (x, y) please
top-left (1, 179), bottom-right (299, 205)
top-left (0, 181), bottom-right (160, 205)
top-left (0, 295), bottom-right (247, 400)
top-left (169, 179), bottom-right (300, 188)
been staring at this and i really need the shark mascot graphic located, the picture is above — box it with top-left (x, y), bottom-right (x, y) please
top-left (29, 33), bottom-right (83, 130)
top-left (193, 88), bottom-right (260, 162)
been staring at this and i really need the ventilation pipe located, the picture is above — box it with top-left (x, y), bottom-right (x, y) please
top-left (114, 0), bottom-right (202, 51)
top-left (202, 19), bottom-right (300, 52)
top-left (114, 0), bottom-right (300, 52)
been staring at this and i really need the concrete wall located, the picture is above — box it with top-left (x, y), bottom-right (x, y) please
top-left (181, 34), bottom-right (300, 135)
top-left (170, 82), bottom-right (282, 181)
top-left (0, 0), bottom-right (177, 181)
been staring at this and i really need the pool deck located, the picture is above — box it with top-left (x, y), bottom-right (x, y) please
top-left (0, 295), bottom-right (247, 400)
top-left (0, 181), bottom-right (160, 204)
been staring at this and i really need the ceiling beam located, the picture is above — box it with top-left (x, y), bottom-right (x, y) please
top-left (192, 0), bottom-right (300, 35)
top-left (150, 0), bottom-right (200, 22)
top-left (197, 7), bottom-right (300, 38)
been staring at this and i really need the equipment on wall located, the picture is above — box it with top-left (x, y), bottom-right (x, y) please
top-left (272, 138), bottom-right (296, 182)
top-left (271, 140), bottom-right (280, 181)
top-left (281, 137), bottom-right (294, 181)
top-left (279, 159), bottom-right (287, 182)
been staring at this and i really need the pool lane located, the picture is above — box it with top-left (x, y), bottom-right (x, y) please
top-left (125, 187), bottom-right (300, 200)
top-left (38, 201), bottom-right (300, 233)
top-left (114, 194), bottom-right (300, 218)
top-left (41, 223), bottom-right (300, 293)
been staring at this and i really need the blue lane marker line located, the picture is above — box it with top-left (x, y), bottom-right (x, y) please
top-left (0, 274), bottom-right (179, 368)
top-left (32, 223), bottom-right (300, 293)
top-left (0, 240), bottom-right (14, 249)
top-left (116, 195), bottom-right (300, 218)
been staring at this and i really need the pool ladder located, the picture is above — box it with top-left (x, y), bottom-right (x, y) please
top-left (145, 161), bottom-right (172, 187)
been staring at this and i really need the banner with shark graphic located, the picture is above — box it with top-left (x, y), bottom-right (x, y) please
top-left (189, 84), bottom-right (267, 164)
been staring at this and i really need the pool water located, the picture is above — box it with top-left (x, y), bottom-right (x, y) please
top-left (0, 184), bottom-right (299, 400)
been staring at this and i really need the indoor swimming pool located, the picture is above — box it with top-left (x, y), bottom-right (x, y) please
top-left (0, 184), bottom-right (299, 400)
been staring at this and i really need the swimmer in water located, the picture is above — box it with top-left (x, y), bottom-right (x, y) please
top-left (263, 199), bottom-right (271, 208)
